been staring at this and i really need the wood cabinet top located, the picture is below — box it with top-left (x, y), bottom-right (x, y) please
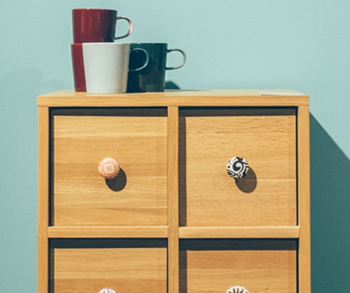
top-left (37, 89), bottom-right (309, 107)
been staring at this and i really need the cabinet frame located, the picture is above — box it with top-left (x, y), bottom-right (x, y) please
top-left (38, 90), bottom-right (310, 293)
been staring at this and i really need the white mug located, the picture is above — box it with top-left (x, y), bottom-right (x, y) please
top-left (82, 43), bottom-right (148, 94)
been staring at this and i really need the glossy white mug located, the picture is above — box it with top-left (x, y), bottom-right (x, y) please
top-left (82, 43), bottom-right (148, 94)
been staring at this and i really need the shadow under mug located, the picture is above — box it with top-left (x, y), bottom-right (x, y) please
top-left (127, 43), bottom-right (186, 93)
top-left (82, 43), bottom-right (149, 94)
top-left (73, 8), bottom-right (133, 43)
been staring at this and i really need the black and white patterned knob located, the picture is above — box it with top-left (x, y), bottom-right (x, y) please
top-left (226, 157), bottom-right (249, 179)
top-left (226, 285), bottom-right (249, 293)
top-left (99, 289), bottom-right (116, 293)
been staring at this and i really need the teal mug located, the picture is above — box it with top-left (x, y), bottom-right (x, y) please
top-left (127, 43), bottom-right (186, 92)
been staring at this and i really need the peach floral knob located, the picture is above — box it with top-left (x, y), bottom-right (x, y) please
top-left (98, 157), bottom-right (120, 179)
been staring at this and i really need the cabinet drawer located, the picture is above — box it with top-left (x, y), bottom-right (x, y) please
top-left (51, 108), bottom-right (167, 226)
top-left (180, 239), bottom-right (297, 293)
top-left (50, 239), bottom-right (167, 293)
top-left (179, 108), bottom-right (297, 227)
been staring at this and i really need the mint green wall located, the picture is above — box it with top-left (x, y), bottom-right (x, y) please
top-left (1, 0), bottom-right (349, 292)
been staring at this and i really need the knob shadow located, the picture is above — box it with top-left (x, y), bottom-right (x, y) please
top-left (105, 168), bottom-right (127, 191)
top-left (235, 167), bottom-right (257, 193)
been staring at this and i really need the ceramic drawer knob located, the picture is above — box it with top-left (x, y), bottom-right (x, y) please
top-left (98, 157), bottom-right (120, 179)
top-left (226, 157), bottom-right (249, 179)
top-left (226, 285), bottom-right (249, 293)
top-left (99, 289), bottom-right (116, 293)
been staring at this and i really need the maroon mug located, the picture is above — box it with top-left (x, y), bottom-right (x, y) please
top-left (71, 43), bottom-right (86, 92)
top-left (72, 8), bottom-right (133, 43)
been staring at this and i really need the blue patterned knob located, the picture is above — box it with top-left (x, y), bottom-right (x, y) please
top-left (226, 157), bottom-right (249, 179)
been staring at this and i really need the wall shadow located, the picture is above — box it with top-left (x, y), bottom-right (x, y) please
top-left (310, 114), bottom-right (350, 292)
top-left (165, 80), bottom-right (180, 90)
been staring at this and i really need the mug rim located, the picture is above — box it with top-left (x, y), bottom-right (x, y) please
top-left (131, 43), bottom-right (168, 46)
top-left (73, 8), bottom-right (117, 12)
top-left (82, 42), bottom-right (130, 46)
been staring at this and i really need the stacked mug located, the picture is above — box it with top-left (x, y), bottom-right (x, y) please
top-left (71, 8), bottom-right (133, 92)
top-left (71, 8), bottom-right (187, 94)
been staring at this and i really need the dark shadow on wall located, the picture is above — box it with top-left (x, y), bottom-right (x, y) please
top-left (165, 80), bottom-right (180, 90)
top-left (311, 114), bottom-right (350, 292)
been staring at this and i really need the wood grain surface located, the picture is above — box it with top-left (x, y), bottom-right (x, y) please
top-left (37, 90), bottom-right (309, 107)
top-left (179, 108), bottom-right (297, 227)
top-left (38, 107), bottom-right (49, 293)
top-left (52, 110), bottom-right (167, 226)
top-left (51, 239), bottom-right (167, 293)
top-left (298, 106), bottom-right (311, 292)
top-left (48, 226), bottom-right (168, 238)
top-left (37, 91), bottom-right (310, 293)
top-left (179, 226), bottom-right (299, 238)
top-left (180, 240), bottom-right (297, 293)
top-left (168, 107), bottom-right (180, 293)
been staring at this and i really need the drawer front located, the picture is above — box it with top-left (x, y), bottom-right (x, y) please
top-left (180, 239), bottom-right (297, 293)
top-left (51, 239), bottom-right (167, 293)
top-left (179, 108), bottom-right (297, 226)
top-left (52, 108), bottom-right (167, 226)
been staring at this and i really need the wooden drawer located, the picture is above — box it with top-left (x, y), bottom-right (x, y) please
top-left (179, 108), bottom-right (297, 227)
top-left (51, 108), bottom-right (168, 226)
top-left (180, 239), bottom-right (297, 293)
top-left (50, 239), bottom-right (167, 293)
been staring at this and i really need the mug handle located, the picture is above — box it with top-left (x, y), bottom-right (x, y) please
top-left (165, 48), bottom-right (186, 70)
top-left (129, 48), bottom-right (150, 72)
top-left (115, 16), bottom-right (134, 40)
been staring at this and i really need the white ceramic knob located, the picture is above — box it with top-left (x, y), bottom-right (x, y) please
top-left (226, 285), bottom-right (249, 293)
top-left (99, 289), bottom-right (116, 293)
top-left (226, 157), bottom-right (249, 179)
top-left (98, 157), bottom-right (120, 179)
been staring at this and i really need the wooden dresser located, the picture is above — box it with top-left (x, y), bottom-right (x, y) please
top-left (37, 90), bottom-right (310, 293)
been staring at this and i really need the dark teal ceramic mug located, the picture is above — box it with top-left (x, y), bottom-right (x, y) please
top-left (127, 43), bottom-right (186, 92)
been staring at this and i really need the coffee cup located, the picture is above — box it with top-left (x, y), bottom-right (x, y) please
top-left (127, 43), bottom-right (186, 93)
top-left (82, 43), bottom-right (149, 94)
top-left (73, 8), bottom-right (133, 43)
